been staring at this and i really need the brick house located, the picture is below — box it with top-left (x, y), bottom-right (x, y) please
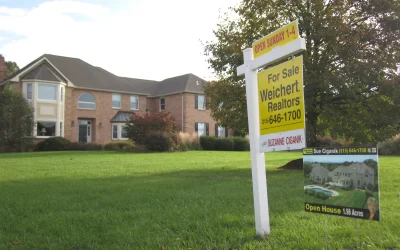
top-left (0, 54), bottom-right (230, 144)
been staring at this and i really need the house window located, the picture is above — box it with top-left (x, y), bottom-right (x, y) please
top-left (121, 125), bottom-right (128, 139)
top-left (78, 93), bottom-right (96, 109)
top-left (37, 121), bottom-right (56, 137)
top-left (38, 84), bottom-right (56, 101)
top-left (215, 125), bottom-right (227, 137)
top-left (130, 95), bottom-right (139, 110)
top-left (112, 124), bottom-right (129, 140)
top-left (160, 98), bottom-right (165, 111)
top-left (365, 174), bottom-right (368, 177)
top-left (195, 95), bottom-right (206, 110)
top-left (112, 94), bottom-right (121, 109)
top-left (112, 125), bottom-right (118, 139)
top-left (195, 122), bottom-right (209, 136)
top-left (358, 180), bottom-right (360, 185)
top-left (61, 87), bottom-right (64, 102)
top-left (60, 122), bottom-right (63, 137)
top-left (27, 83), bottom-right (33, 100)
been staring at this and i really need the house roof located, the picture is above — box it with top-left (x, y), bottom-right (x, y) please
top-left (21, 63), bottom-right (66, 83)
top-left (150, 73), bottom-right (206, 96)
top-left (110, 111), bottom-right (134, 123)
top-left (1, 54), bottom-right (208, 96)
top-left (43, 54), bottom-right (153, 95)
top-left (332, 163), bottom-right (373, 174)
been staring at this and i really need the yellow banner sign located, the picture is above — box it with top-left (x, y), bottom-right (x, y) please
top-left (258, 56), bottom-right (304, 135)
top-left (252, 21), bottom-right (299, 59)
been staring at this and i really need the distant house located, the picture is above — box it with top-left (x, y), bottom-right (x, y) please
top-left (0, 54), bottom-right (231, 144)
top-left (309, 163), bottom-right (330, 184)
top-left (309, 162), bottom-right (375, 189)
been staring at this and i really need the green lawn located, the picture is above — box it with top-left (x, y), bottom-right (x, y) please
top-left (305, 187), bottom-right (380, 209)
top-left (0, 151), bottom-right (399, 249)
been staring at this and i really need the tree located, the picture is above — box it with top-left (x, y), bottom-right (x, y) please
top-left (5, 61), bottom-right (19, 78)
top-left (125, 111), bottom-right (180, 151)
top-left (203, 0), bottom-right (400, 146)
top-left (0, 84), bottom-right (34, 151)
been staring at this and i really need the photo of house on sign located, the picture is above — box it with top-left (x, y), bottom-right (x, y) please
top-left (303, 147), bottom-right (380, 221)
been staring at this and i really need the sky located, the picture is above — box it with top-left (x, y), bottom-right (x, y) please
top-left (304, 155), bottom-right (378, 164)
top-left (0, 0), bottom-right (239, 81)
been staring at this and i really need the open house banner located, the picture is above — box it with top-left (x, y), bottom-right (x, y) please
top-left (303, 147), bottom-right (380, 221)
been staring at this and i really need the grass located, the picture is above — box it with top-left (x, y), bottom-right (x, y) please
top-left (0, 151), bottom-right (399, 249)
top-left (305, 187), bottom-right (380, 209)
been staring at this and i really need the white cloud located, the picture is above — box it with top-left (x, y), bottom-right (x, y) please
top-left (0, 0), bottom-right (238, 81)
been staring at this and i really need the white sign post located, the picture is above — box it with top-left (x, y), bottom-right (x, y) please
top-left (237, 21), bottom-right (306, 236)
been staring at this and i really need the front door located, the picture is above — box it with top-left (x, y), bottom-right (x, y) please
top-left (78, 120), bottom-right (92, 143)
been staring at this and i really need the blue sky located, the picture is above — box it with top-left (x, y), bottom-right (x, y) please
top-left (0, 0), bottom-right (238, 81)
top-left (304, 155), bottom-right (378, 163)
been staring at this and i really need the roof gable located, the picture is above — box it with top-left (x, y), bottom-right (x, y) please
top-left (21, 63), bottom-right (66, 83)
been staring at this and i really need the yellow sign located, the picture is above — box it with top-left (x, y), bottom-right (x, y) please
top-left (252, 21), bottom-right (299, 59)
top-left (258, 56), bottom-right (304, 135)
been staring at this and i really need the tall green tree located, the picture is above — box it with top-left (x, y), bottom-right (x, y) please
top-left (0, 84), bottom-right (34, 151)
top-left (203, 0), bottom-right (400, 145)
top-left (5, 61), bottom-right (19, 78)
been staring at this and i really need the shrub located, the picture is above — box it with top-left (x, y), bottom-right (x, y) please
top-left (316, 136), bottom-right (350, 147)
top-left (69, 143), bottom-right (103, 151)
top-left (315, 191), bottom-right (323, 198)
top-left (35, 137), bottom-right (71, 151)
top-left (233, 137), bottom-right (250, 151)
top-left (0, 85), bottom-right (35, 151)
top-left (145, 132), bottom-right (174, 152)
top-left (179, 132), bottom-right (201, 150)
top-left (200, 136), bottom-right (216, 150)
top-left (307, 189), bottom-right (316, 196)
top-left (104, 141), bottom-right (135, 151)
top-left (125, 111), bottom-right (176, 145)
top-left (320, 193), bottom-right (330, 200)
top-left (378, 134), bottom-right (400, 155)
top-left (215, 137), bottom-right (234, 151)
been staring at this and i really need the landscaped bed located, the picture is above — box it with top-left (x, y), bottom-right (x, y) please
top-left (0, 151), bottom-right (398, 249)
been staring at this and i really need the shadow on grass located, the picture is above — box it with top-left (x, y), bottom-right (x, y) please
top-left (0, 167), bottom-right (304, 249)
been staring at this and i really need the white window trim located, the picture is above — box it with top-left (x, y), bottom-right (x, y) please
top-left (112, 94), bottom-right (121, 109)
top-left (37, 83), bottom-right (58, 102)
top-left (197, 95), bottom-right (206, 110)
top-left (60, 87), bottom-right (64, 102)
top-left (36, 120), bottom-right (57, 138)
top-left (27, 83), bottom-right (33, 100)
top-left (217, 126), bottom-right (226, 137)
top-left (130, 95), bottom-right (140, 110)
top-left (160, 97), bottom-right (165, 111)
top-left (78, 93), bottom-right (96, 110)
top-left (112, 123), bottom-right (129, 140)
top-left (197, 122), bottom-right (207, 137)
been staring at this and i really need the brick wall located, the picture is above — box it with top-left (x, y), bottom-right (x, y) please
top-left (183, 93), bottom-right (217, 136)
top-left (64, 88), bottom-right (146, 144)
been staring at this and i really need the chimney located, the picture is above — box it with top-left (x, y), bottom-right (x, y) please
top-left (0, 54), bottom-right (5, 82)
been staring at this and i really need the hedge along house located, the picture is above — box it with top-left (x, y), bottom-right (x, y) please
top-left (0, 54), bottom-right (231, 144)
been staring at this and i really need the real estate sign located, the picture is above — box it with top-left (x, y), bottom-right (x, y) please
top-left (303, 147), bottom-right (380, 221)
top-left (252, 20), bottom-right (299, 59)
top-left (258, 56), bottom-right (305, 152)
